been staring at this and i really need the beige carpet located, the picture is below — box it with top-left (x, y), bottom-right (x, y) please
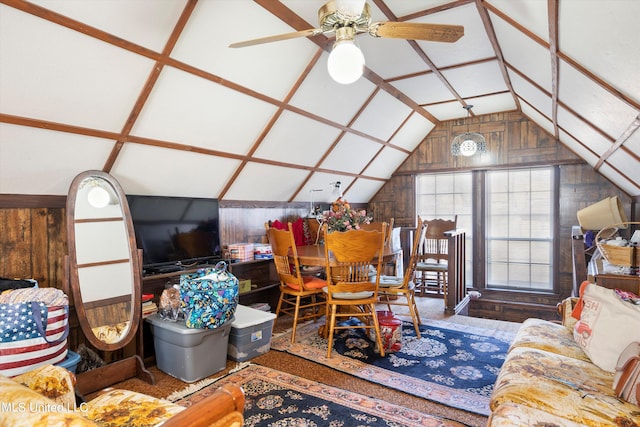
top-left (100, 297), bottom-right (522, 427)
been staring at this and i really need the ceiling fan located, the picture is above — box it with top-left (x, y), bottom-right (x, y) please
top-left (229, 0), bottom-right (464, 84)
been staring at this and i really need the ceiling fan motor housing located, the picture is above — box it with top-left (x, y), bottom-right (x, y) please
top-left (319, 1), bottom-right (371, 33)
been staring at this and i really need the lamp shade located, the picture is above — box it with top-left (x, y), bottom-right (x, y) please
top-left (87, 186), bottom-right (111, 208)
top-left (451, 132), bottom-right (486, 156)
top-left (327, 40), bottom-right (364, 84)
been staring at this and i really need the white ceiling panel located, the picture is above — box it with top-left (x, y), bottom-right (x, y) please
top-left (624, 125), bottom-right (640, 153)
top-left (559, 60), bottom-right (639, 140)
top-left (389, 113), bottom-right (435, 152)
top-left (294, 172), bottom-right (355, 203)
top-left (509, 71), bottom-right (552, 119)
top-left (344, 178), bottom-right (386, 203)
top-left (172, 0), bottom-right (318, 101)
top-left (358, 35), bottom-right (430, 80)
top-left (0, 124), bottom-right (115, 195)
top-left (560, 0), bottom-right (640, 105)
top-left (37, 0), bottom-right (186, 52)
top-left (520, 102), bottom-right (555, 138)
top-left (490, 11), bottom-right (552, 91)
top-left (131, 66), bottom-right (277, 155)
top-left (391, 72), bottom-right (456, 105)
top-left (289, 53), bottom-right (377, 125)
top-left (559, 130), bottom-right (599, 167)
top-left (384, 0), bottom-right (453, 18)
top-left (0, 5), bottom-right (154, 132)
top-left (426, 100), bottom-right (469, 122)
top-left (487, 0), bottom-right (549, 43)
top-left (253, 111), bottom-right (341, 166)
top-left (557, 106), bottom-right (614, 157)
top-left (606, 150), bottom-right (640, 192)
top-left (320, 133), bottom-right (383, 174)
top-left (224, 163), bottom-right (310, 201)
top-left (598, 163), bottom-right (640, 197)
top-left (465, 93), bottom-right (516, 115)
top-left (111, 144), bottom-right (241, 198)
top-left (416, 3), bottom-right (495, 68)
top-left (442, 60), bottom-right (508, 99)
top-left (351, 90), bottom-right (412, 140)
top-left (363, 146), bottom-right (409, 179)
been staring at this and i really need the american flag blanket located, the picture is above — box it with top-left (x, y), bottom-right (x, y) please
top-left (0, 302), bottom-right (68, 377)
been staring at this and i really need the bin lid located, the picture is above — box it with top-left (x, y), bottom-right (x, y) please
top-left (146, 313), bottom-right (232, 334)
top-left (231, 305), bottom-right (276, 328)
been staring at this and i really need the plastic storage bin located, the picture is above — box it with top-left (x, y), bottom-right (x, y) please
top-left (146, 314), bottom-right (231, 383)
top-left (227, 305), bottom-right (276, 362)
top-left (56, 350), bottom-right (81, 373)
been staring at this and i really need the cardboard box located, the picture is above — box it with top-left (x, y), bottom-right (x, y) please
top-left (238, 279), bottom-right (252, 294)
top-left (146, 314), bottom-right (231, 383)
top-left (227, 305), bottom-right (276, 362)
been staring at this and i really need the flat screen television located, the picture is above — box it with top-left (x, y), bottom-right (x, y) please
top-left (126, 195), bottom-right (221, 270)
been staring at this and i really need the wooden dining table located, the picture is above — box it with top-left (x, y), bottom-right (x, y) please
top-left (295, 244), bottom-right (401, 268)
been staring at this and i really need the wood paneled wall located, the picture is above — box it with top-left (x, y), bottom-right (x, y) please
top-left (0, 206), bottom-right (67, 291)
top-left (369, 111), bottom-right (637, 321)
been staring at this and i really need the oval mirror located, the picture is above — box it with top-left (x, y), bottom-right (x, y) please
top-left (66, 170), bottom-right (141, 352)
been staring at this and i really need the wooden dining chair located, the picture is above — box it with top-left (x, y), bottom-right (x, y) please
top-left (415, 216), bottom-right (457, 297)
top-left (323, 222), bottom-right (387, 358)
top-left (266, 223), bottom-right (326, 343)
top-left (378, 216), bottom-right (428, 337)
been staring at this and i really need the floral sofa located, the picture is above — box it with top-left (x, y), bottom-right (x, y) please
top-left (0, 363), bottom-right (244, 427)
top-left (488, 284), bottom-right (640, 426)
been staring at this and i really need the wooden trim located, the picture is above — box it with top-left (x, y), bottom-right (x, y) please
top-left (0, 194), bottom-right (66, 208)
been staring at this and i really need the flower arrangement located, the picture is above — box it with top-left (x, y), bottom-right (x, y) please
top-left (322, 198), bottom-right (372, 232)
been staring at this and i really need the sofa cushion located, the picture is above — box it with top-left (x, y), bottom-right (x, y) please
top-left (573, 282), bottom-right (640, 372)
top-left (0, 373), bottom-right (96, 427)
top-left (509, 318), bottom-right (590, 362)
top-left (490, 346), bottom-right (640, 426)
top-left (489, 402), bottom-right (586, 427)
top-left (85, 389), bottom-right (184, 426)
top-left (12, 364), bottom-right (77, 408)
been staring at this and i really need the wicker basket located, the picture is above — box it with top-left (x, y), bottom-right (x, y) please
top-left (596, 222), bottom-right (640, 268)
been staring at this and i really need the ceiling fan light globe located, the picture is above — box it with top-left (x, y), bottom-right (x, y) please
top-left (328, 40), bottom-right (364, 84)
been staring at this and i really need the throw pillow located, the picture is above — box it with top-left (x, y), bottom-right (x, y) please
top-left (570, 280), bottom-right (591, 320)
top-left (573, 282), bottom-right (640, 372)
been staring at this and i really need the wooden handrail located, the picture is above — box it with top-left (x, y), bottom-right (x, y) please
top-left (444, 229), bottom-right (470, 314)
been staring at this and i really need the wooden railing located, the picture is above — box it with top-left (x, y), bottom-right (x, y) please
top-left (444, 229), bottom-right (470, 314)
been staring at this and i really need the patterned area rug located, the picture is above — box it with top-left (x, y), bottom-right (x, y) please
top-left (271, 318), bottom-right (515, 416)
top-left (170, 364), bottom-right (467, 427)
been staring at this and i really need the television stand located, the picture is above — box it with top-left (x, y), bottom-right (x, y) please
top-left (140, 258), bottom-right (279, 365)
top-left (144, 264), bottom-right (184, 275)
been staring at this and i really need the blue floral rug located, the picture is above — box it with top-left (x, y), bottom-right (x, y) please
top-left (174, 364), bottom-right (467, 427)
top-left (271, 318), bottom-right (516, 416)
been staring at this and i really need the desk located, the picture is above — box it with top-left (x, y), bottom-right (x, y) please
top-left (296, 244), bottom-right (401, 269)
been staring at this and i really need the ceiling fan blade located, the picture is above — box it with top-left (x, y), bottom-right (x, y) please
top-left (369, 22), bottom-right (464, 43)
top-left (229, 28), bottom-right (324, 48)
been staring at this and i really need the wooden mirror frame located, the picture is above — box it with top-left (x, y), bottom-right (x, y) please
top-left (66, 170), bottom-right (141, 351)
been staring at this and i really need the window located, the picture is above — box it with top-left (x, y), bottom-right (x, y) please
top-left (416, 172), bottom-right (473, 283)
top-left (416, 167), bottom-right (555, 292)
top-left (486, 168), bottom-right (553, 290)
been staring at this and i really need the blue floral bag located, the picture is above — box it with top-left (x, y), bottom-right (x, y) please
top-left (180, 261), bottom-right (238, 329)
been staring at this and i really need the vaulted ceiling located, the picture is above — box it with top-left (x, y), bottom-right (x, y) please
top-left (1, 0), bottom-right (639, 202)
